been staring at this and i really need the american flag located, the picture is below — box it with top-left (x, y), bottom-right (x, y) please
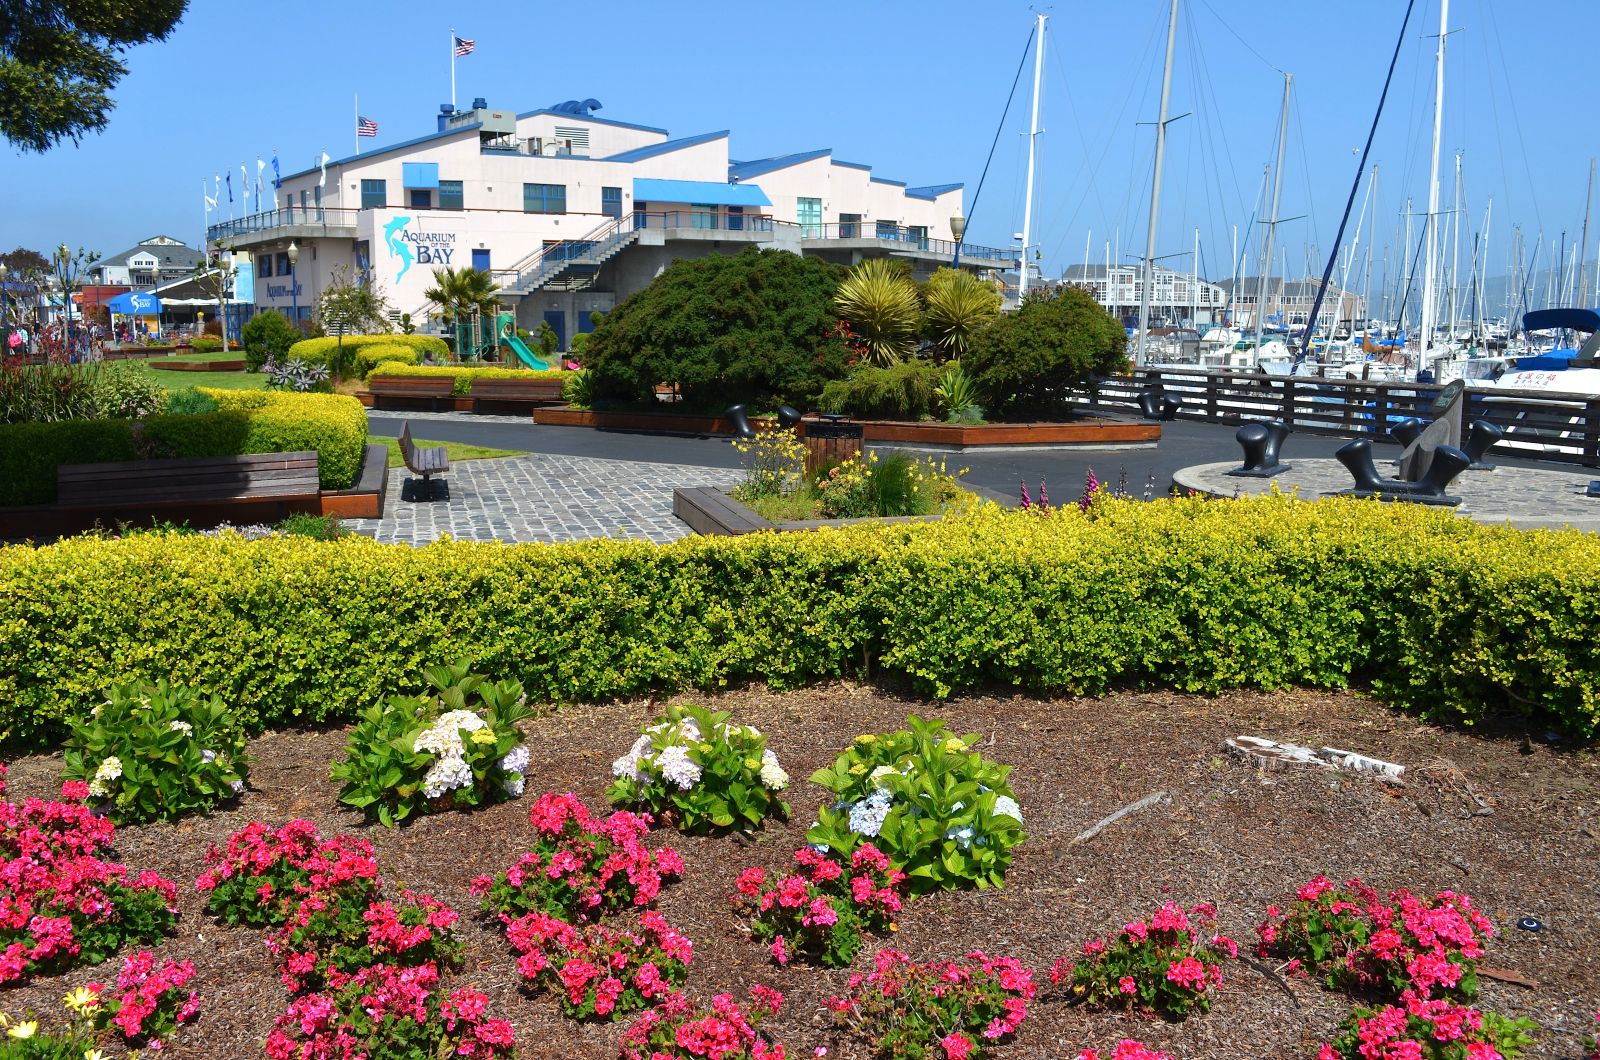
top-left (357, 115), bottom-right (378, 137)
top-left (453, 35), bottom-right (475, 57)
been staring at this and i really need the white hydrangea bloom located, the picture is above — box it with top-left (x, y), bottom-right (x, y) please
top-left (503, 772), bottom-right (526, 798)
top-left (413, 723), bottom-right (465, 759)
top-left (422, 755), bottom-right (473, 799)
top-left (991, 795), bottom-right (1023, 823)
top-left (946, 824), bottom-right (976, 850)
top-left (95, 757), bottom-right (123, 781)
top-left (655, 745), bottom-right (701, 790)
top-left (230, 779), bottom-right (246, 794)
top-left (436, 709), bottom-right (486, 733)
top-left (848, 790), bottom-right (893, 837)
top-left (168, 720), bottom-right (193, 737)
top-left (868, 765), bottom-right (898, 790)
top-left (201, 750), bottom-right (217, 764)
top-left (758, 750), bottom-right (789, 791)
top-left (499, 746), bottom-right (529, 775)
top-left (87, 779), bottom-right (107, 798)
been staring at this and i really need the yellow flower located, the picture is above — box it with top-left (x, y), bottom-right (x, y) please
top-left (943, 738), bottom-right (967, 753)
top-left (470, 729), bottom-right (496, 746)
top-left (85, 1050), bottom-right (108, 1060)
top-left (744, 758), bottom-right (761, 771)
top-left (63, 987), bottom-right (98, 1013)
top-left (848, 763), bottom-right (867, 776)
top-left (8, 1021), bottom-right (37, 1039)
top-left (853, 734), bottom-right (877, 745)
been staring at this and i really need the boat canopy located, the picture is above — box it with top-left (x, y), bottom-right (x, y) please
top-left (1522, 308), bottom-right (1600, 335)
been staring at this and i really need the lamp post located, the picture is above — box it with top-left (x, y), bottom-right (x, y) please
top-left (287, 241), bottom-right (300, 329)
top-left (0, 263), bottom-right (9, 348)
top-left (55, 243), bottom-right (75, 361)
top-left (950, 212), bottom-right (967, 270)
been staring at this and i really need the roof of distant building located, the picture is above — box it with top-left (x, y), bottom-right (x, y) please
top-left (90, 237), bottom-right (202, 272)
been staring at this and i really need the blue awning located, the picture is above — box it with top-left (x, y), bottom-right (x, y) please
top-left (108, 292), bottom-right (161, 315)
top-left (632, 178), bottom-right (771, 208)
top-left (1523, 307), bottom-right (1600, 334)
top-left (402, 162), bottom-right (439, 189)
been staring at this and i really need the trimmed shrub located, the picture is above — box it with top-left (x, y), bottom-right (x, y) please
top-left (241, 309), bottom-right (302, 372)
top-left (0, 496), bottom-right (1598, 747)
top-left (0, 392), bottom-right (367, 504)
top-left (0, 419), bottom-right (138, 504)
top-left (189, 336), bottom-right (225, 353)
top-left (965, 286), bottom-right (1127, 419)
top-left (288, 334), bottom-right (448, 372)
top-left (819, 361), bottom-right (942, 420)
top-left (367, 364), bottom-right (566, 396)
top-left (352, 343), bottom-right (420, 378)
top-left (163, 387), bottom-right (220, 416)
top-left (584, 246), bottom-right (850, 412)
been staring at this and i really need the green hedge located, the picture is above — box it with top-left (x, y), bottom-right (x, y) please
top-left (2, 496), bottom-right (1596, 747)
top-left (352, 344), bottom-right (420, 379)
top-left (367, 364), bottom-right (568, 396)
top-left (0, 392), bottom-right (367, 504)
top-left (288, 335), bottom-right (448, 371)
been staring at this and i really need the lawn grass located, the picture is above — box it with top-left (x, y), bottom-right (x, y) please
top-left (135, 365), bottom-right (267, 391)
top-left (371, 435), bottom-right (525, 468)
top-left (165, 350), bottom-right (246, 365)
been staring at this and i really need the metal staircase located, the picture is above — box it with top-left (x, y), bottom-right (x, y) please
top-left (500, 216), bottom-right (640, 296)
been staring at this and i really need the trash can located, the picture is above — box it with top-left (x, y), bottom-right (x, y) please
top-left (802, 415), bottom-right (864, 478)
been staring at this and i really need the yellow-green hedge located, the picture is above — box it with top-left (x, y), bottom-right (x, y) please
top-left (0, 392), bottom-right (368, 504)
top-left (367, 364), bottom-right (568, 396)
top-left (2, 495), bottom-right (1597, 746)
top-left (352, 344), bottom-right (421, 379)
top-left (288, 334), bottom-right (448, 369)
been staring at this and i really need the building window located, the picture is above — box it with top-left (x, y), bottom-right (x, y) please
top-left (523, 183), bottom-right (567, 214)
top-left (313, 185), bottom-right (323, 219)
top-left (258, 254), bottom-right (273, 278)
top-left (634, 202), bottom-right (649, 229)
top-left (875, 220), bottom-right (898, 240)
top-left (275, 252), bottom-right (291, 276)
top-left (300, 190), bottom-right (308, 212)
top-left (797, 197), bottom-right (822, 238)
top-left (360, 179), bottom-right (386, 209)
top-left (839, 212), bottom-right (861, 238)
top-left (601, 186), bottom-right (622, 219)
top-left (439, 180), bottom-right (464, 210)
top-left (692, 204), bottom-right (716, 230)
top-left (409, 188), bottom-right (433, 209)
top-left (908, 225), bottom-right (928, 250)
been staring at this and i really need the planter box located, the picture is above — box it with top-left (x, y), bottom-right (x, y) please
top-left (355, 392), bottom-right (477, 413)
top-left (538, 407), bottom-right (1159, 449)
top-left (161, 359), bottom-right (246, 372)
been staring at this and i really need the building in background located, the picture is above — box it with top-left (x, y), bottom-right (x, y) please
top-left (86, 236), bottom-right (203, 290)
top-left (1213, 277), bottom-right (1367, 333)
top-left (1061, 264), bottom-right (1228, 328)
top-left (206, 98), bottom-right (1011, 349)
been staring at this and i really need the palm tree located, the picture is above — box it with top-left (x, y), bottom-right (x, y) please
top-left (834, 258), bottom-right (920, 366)
top-left (422, 266), bottom-right (499, 326)
top-left (923, 268), bottom-right (1001, 360)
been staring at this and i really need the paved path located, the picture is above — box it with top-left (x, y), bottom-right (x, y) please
top-left (344, 453), bottom-right (738, 545)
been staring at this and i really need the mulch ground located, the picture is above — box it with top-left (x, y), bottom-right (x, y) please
top-left (4, 684), bottom-right (1597, 1059)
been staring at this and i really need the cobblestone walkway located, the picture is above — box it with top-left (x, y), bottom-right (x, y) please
top-left (344, 454), bottom-right (740, 545)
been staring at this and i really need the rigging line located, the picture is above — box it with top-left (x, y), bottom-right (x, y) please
top-left (1481, 0), bottom-right (1542, 234)
top-left (1042, 30), bottom-right (1128, 261)
top-left (1290, 94), bottom-right (1319, 256)
top-left (1184, 7), bottom-right (1247, 268)
top-left (1298, 0), bottom-right (1421, 362)
top-left (1193, 0), bottom-right (1283, 75)
top-left (965, 22), bottom-right (1037, 236)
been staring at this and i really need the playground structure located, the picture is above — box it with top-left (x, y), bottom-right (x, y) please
top-left (450, 307), bottom-right (554, 370)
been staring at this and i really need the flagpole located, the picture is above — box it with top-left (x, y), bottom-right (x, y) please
top-left (354, 93), bottom-right (360, 156)
top-left (450, 28), bottom-right (457, 110)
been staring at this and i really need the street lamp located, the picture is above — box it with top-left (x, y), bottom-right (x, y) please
top-left (56, 243), bottom-right (75, 360)
top-left (950, 212), bottom-right (967, 269)
top-left (287, 241), bottom-right (300, 328)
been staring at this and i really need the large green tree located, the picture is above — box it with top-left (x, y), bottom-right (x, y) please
top-left (584, 247), bottom-right (850, 412)
top-left (1, 1), bottom-right (189, 152)
top-left (964, 284), bottom-right (1128, 420)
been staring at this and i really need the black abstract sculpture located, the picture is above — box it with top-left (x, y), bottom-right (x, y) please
top-left (1464, 419), bottom-right (1504, 470)
top-left (1335, 438), bottom-right (1468, 506)
top-left (1389, 417), bottom-right (1426, 448)
top-left (724, 404), bottom-right (756, 441)
top-left (1137, 387), bottom-right (1182, 421)
top-left (776, 405), bottom-right (803, 430)
top-left (1228, 419), bottom-right (1293, 477)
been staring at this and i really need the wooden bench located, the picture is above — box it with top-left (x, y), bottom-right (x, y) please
top-left (56, 452), bottom-right (321, 524)
top-left (671, 486), bottom-right (775, 536)
top-left (399, 422), bottom-right (449, 500)
top-left (470, 376), bottom-right (565, 413)
top-left (369, 375), bottom-right (454, 410)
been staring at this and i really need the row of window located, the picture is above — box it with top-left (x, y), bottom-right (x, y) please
top-left (357, 178), bottom-right (626, 217)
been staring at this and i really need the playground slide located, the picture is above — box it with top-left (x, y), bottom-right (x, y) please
top-left (504, 332), bottom-right (552, 370)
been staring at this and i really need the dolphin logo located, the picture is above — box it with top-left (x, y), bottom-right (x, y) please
top-left (385, 216), bottom-right (413, 283)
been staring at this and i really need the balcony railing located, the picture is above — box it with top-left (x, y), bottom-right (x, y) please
top-left (633, 209), bottom-right (775, 233)
top-left (800, 223), bottom-right (1010, 264)
top-left (207, 206), bottom-right (360, 242)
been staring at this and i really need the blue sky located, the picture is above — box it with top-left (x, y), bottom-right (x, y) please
top-left (3, 0), bottom-right (1596, 300)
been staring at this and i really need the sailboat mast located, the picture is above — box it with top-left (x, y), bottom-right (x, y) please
top-left (1254, 73), bottom-right (1292, 353)
top-left (1419, 0), bottom-right (1449, 369)
top-left (1018, 12), bottom-right (1046, 302)
top-left (1135, 0), bottom-right (1180, 366)
top-left (1448, 153), bottom-right (1462, 340)
top-left (1578, 159), bottom-right (1595, 308)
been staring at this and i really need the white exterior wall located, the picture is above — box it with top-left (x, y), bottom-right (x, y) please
top-left (747, 157), bottom-right (961, 237)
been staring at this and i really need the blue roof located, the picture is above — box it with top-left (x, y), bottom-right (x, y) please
top-left (869, 176), bottom-right (907, 188)
top-left (728, 149), bottom-right (831, 181)
top-left (633, 179), bottom-right (771, 207)
top-left (905, 183), bottom-right (963, 201)
top-left (281, 122), bottom-right (483, 182)
top-left (833, 159), bottom-right (872, 171)
top-left (602, 130), bottom-right (728, 163)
